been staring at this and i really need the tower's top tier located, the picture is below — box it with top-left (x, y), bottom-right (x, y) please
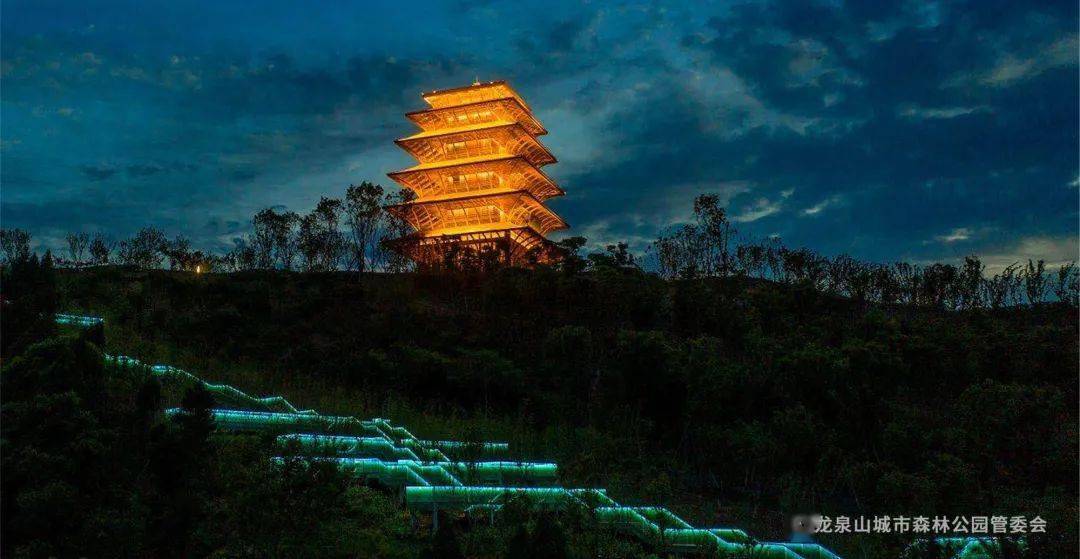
top-left (407, 97), bottom-right (546, 136)
top-left (422, 80), bottom-right (531, 111)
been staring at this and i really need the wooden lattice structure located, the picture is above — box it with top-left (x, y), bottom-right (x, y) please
top-left (386, 81), bottom-right (567, 267)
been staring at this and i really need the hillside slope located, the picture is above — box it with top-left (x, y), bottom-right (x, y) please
top-left (44, 264), bottom-right (1078, 557)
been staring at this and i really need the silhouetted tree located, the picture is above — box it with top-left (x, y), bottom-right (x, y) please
top-left (781, 247), bottom-right (828, 290)
top-left (0, 228), bottom-right (31, 264)
top-left (251, 208), bottom-right (300, 270)
top-left (117, 227), bottom-right (166, 269)
top-left (921, 263), bottom-right (958, 308)
top-left (89, 233), bottom-right (114, 265)
top-left (163, 235), bottom-right (192, 270)
top-left (870, 264), bottom-right (898, 304)
top-left (1052, 262), bottom-right (1078, 305)
top-left (651, 224), bottom-right (706, 279)
top-left (957, 256), bottom-right (985, 309)
top-left (379, 189), bottom-right (416, 273)
top-left (694, 194), bottom-right (735, 276)
top-left (589, 242), bottom-right (638, 270)
top-left (298, 197), bottom-right (344, 272)
top-left (1002, 263), bottom-right (1024, 306)
top-left (556, 236), bottom-right (588, 275)
top-left (893, 262), bottom-right (921, 304)
top-left (735, 242), bottom-right (768, 278)
top-left (1023, 259), bottom-right (1047, 304)
top-left (344, 181), bottom-right (385, 275)
top-left (273, 211), bottom-right (300, 270)
top-left (251, 208), bottom-right (278, 269)
top-left (65, 232), bottom-right (90, 267)
top-left (983, 264), bottom-right (1017, 309)
top-left (224, 238), bottom-right (257, 272)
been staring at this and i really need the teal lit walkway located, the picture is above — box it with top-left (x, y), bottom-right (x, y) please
top-left (60, 313), bottom-right (855, 558)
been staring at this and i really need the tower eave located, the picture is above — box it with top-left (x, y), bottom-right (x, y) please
top-left (386, 155), bottom-right (566, 201)
top-left (405, 97), bottom-right (547, 136)
top-left (386, 226), bottom-right (564, 267)
top-left (393, 123), bottom-right (557, 168)
top-left (384, 190), bottom-right (568, 237)
top-left (420, 80), bottom-right (533, 112)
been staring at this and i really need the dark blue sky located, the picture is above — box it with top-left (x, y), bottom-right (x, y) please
top-left (3, 0), bottom-right (1077, 269)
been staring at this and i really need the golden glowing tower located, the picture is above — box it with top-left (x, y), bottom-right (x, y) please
top-left (386, 80), bottom-right (567, 267)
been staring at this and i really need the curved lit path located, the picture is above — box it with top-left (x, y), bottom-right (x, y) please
top-left (57, 313), bottom-right (862, 558)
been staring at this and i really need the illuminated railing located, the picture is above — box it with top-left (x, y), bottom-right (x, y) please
top-left (711, 527), bottom-right (751, 544)
top-left (108, 354), bottom-right (318, 415)
top-left (591, 506), bottom-right (821, 559)
top-left (165, 408), bottom-right (369, 433)
top-left (346, 458), bottom-right (556, 487)
top-left (58, 313), bottom-right (840, 559)
top-left (56, 313), bottom-right (105, 327)
top-left (406, 486), bottom-right (607, 508)
top-left (277, 435), bottom-right (555, 486)
top-left (421, 439), bottom-right (510, 453)
top-left (632, 506), bottom-right (694, 528)
top-left (903, 537), bottom-right (1020, 559)
top-left (280, 433), bottom-right (425, 461)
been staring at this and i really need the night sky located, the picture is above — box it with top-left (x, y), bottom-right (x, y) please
top-left (2, 0), bottom-right (1077, 270)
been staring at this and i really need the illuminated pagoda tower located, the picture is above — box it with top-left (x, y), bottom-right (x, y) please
top-left (386, 80), bottom-right (567, 266)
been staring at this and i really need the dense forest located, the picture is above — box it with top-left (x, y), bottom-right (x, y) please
top-left (1, 193), bottom-right (1077, 558)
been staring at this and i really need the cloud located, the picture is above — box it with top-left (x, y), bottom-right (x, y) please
top-left (733, 197), bottom-right (783, 223)
top-left (980, 35), bottom-right (1078, 87)
top-left (898, 105), bottom-right (991, 120)
top-left (801, 194), bottom-right (842, 216)
top-left (935, 227), bottom-right (972, 243)
top-left (574, 217), bottom-right (655, 254)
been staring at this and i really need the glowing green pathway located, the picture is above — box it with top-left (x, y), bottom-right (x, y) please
top-left (66, 313), bottom-right (1011, 558)
top-left (66, 313), bottom-right (849, 558)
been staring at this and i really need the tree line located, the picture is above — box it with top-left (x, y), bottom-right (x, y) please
top-left (2, 189), bottom-right (1076, 308)
top-left (646, 194), bottom-right (1078, 309)
top-left (0, 182), bottom-right (415, 275)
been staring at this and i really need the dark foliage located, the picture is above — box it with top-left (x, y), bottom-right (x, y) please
top-left (1, 251), bottom-right (58, 358)
top-left (43, 256), bottom-right (1078, 558)
top-left (0, 328), bottom-right (423, 557)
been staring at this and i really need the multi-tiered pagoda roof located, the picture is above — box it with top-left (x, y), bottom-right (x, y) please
top-left (387, 81), bottom-right (567, 266)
